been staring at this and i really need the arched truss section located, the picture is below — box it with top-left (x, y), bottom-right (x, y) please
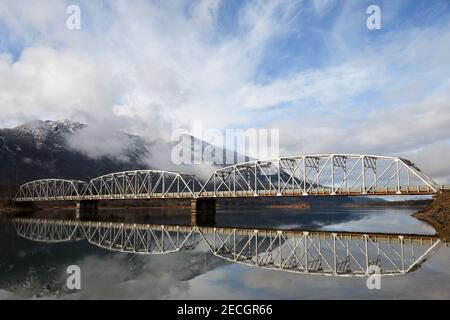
top-left (197, 228), bottom-right (442, 277)
top-left (83, 222), bottom-right (200, 254)
top-left (83, 170), bottom-right (203, 199)
top-left (199, 154), bottom-right (439, 197)
top-left (14, 179), bottom-right (88, 202)
top-left (13, 218), bottom-right (200, 254)
top-left (13, 218), bottom-right (84, 243)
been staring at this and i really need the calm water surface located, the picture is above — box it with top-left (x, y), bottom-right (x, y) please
top-left (0, 207), bottom-right (449, 299)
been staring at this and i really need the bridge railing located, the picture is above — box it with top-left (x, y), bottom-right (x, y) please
top-left (199, 185), bottom-right (437, 198)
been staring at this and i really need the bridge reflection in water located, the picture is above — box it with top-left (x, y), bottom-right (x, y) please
top-left (13, 217), bottom-right (442, 277)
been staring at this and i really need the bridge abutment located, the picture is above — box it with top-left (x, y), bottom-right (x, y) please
top-left (76, 201), bottom-right (99, 220)
top-left (191, 198), bottom-right (216, 226)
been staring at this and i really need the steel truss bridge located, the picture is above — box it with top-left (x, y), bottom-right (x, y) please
top-left (13, 217), bottom-right (442, 277)
top-left (14, 154), bottom-right (445, 202)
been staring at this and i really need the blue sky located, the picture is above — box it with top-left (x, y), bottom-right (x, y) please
top-left (0, 0), bottom-right (449, 181)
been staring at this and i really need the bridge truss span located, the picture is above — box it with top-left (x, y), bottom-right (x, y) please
top-left (83, 222), bottom-right (200, 254)
top-left (14, 218), bottom-right (84, 243)
top-left (14, 179), bottom-right (89, 202)
top-left (199, 154), bottom-right (439, 197)
top-left (13, 218), bottom-right (200, 254)
top-left (83, 170), bottom-right (203, 200)
top-left (13, 154), bottom-right (441, 202)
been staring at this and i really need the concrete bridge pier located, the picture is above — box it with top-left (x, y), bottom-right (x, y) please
top-left (191, 198), bottom-right (216, 226)
top-left (76, 201), bottom-right (99, 220)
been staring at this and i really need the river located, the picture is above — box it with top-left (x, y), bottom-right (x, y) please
top-left (0, 206), bottom-right (449, 299)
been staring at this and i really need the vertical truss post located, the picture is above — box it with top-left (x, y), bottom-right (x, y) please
top-left (400, 236), bottom-right (405, 272)
top-left (277, 159), bottom-right (281, 196)
top-left (255, 230), bottom-right (258, 266)
top-left (162, 173), bottom-right (165, 198)
top-left (331, 156), bottom-right (335, 195)
top-left (233, 167), bottom-right (236, 196)
top-left (332, 233), bottom-right (337, 274)
top-left (407, 170), bottom-right (411, 191)
top-left (254, 162), bottom-right (258, 196)
top-left (362, 156), bottom-right (366, 194)
top-left (364, 234), bottom-right (369, 274)
top-left (233, 229), bottom-right (237, 260)
top-left (304, 232), bottom-right (309, 272)
top-left (161, 225), bottom-right (165, 252)
top-left (303, 157), bottom-right (307, 195)
top-left (278, 231), bottom-right (283, 269)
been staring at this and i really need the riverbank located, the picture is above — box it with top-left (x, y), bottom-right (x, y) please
top-left (0, 199), bottom-right (23, 213)
top-left (414, 191), bottom-right (450, 241)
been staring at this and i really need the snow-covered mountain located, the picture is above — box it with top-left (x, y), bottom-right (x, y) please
top-left (0, 120), bottom-right (151, 187)
top-left (0, 119), bottom-right (231, 189)
top-left (15, 120), bottom-right (85, 143)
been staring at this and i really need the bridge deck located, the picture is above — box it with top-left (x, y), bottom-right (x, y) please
top-left (14, 186), bottom-right (439, 202)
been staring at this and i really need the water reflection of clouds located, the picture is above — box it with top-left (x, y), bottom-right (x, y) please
top-left (217, 207), bottom-right (432, 234)
top-left (0, 289), bottom-right (18, 299)
top-left (65, 255), bottom-right (189, 299)
top-left (0, 235), bottom-right (227, 299)
top-left (61, 250), bottom-right (226, 299)
top-left (88, 248), bottom-right (450, 300)
top-left (1, 244), bottom-right (449, 299)
top-left (179, 248), bottom-right (450, 300)
top-left (320, 210), bottom-right (436, 235)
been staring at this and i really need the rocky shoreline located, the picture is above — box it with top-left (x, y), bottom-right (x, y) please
top-left (414, 191), bottom-right (450, 241)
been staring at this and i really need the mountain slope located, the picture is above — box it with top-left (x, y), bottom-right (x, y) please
top-left (0, 120), bottom-right (149, 188)
top-left (0, 119), bottom-right (236, 191)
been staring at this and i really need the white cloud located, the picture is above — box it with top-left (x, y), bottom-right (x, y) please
top-left (67, 126), bottom-right (142, 162)
top-left (190, 0), bottom-right (221, 29)
top-left (0, 0), bottom-right (303, 131)
top-left (238, 62), bottom-right (375, 109)
top-left (312, 0), bottom-right (336, 17)
top-left (278, 92), bottom-right (450, 154)
top-left (0, 1), bottom-right (449, 181)
top-left (0, 46), bottom-right (122, 122)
